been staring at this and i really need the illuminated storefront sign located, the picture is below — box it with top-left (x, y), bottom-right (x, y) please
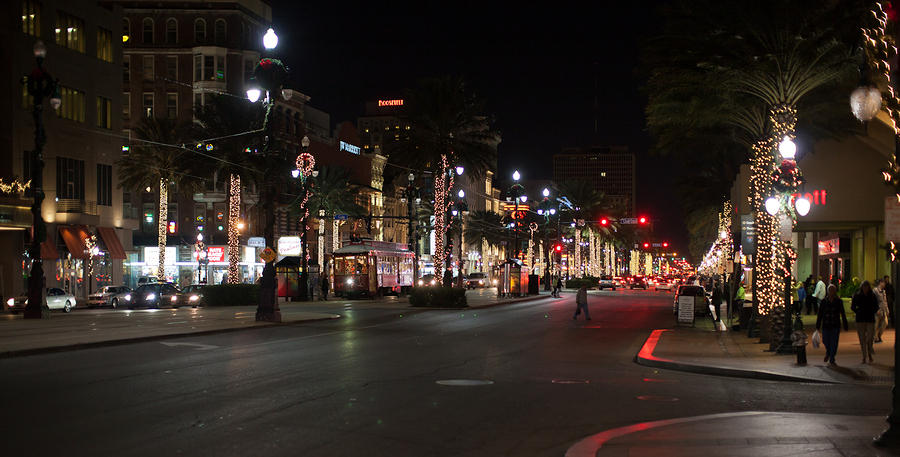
top-left (277, 236), bottom-right (302, 256)
top-left (818, 238), bottom-right (839, 255)
top-left (377, 99), bottom-right (404, 107)
top-left (207, 246), bottom-right (225, 262)
top-left (340, 141), bottom-right (360, 155)
top-left (790, 189), bottom-right (827, 205)
top-left (144, 246), bottom-right (177, 266)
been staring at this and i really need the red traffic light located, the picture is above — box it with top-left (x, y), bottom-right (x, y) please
top-left (638, 216), bottom-right (648, 225)
top-left (642, 242), bottom-right (650, 249)
top-left (554, 244), bottom-right (563, 252)
top-left (662, 242), bottom-right (669, 248)
top-left (600, 218), bottom-right (608, 226)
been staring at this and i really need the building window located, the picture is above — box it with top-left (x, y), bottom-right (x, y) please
top-left (142, 17), bottom-right (153, 44)
top-left (22, 0), bottom-right (40, 37)
top-left (243, 58), bottom-right (253, 82)
top-left (193, 92), bottom-right (202, 110)
top-left (97, 164), bottom-right (112, 206)
top-left (56, 157), bottom-right (84, 200)
top-left (57, 86), bottom-right (85, 122)
top-left (193, 54), bottom-right (224, 81)
top-left (96, 27), bottom-right (112, 62)
top-left (123, 92), bottom-right (130, 119)
top-left (122, 18), bottom-right (129, 44)
top-left (166, 55), bottom-right (177, 80)
top-left (165, 18), bottom-right (177, 44)
top-left (96, 96), bottom-right (111, 129)
top-left (214, 18), bottom-right (226, 44)
top-left (194, 18), bottom-right (206, 43)
top-left (123, 55), bottom-right (130, 83)
top-left (143, 55), bottom-right (154, 81)
top-left (142, 92), bottom-right (153, 118)
top-left (166, 92), bottom-right (177, 119)
top-left (55, 12), bottom-right (85, 53)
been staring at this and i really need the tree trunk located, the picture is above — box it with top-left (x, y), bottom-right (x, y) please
top-left (157, 178), bottom-right (168, 281)
top-left (227, 173), bottom-right (241, 283)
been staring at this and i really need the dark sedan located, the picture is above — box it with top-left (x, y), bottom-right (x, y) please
top-left (130, 283), bottom-right (182, 309)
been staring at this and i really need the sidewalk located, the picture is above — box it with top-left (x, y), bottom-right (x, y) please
top-left (566, 411), bottom-right (893, 457)
top-left (636, 325), bottom-right (895, 384)
top-left (0, 303), bottom-right (340, 357)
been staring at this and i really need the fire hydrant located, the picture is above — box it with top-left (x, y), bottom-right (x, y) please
top-left (790, 316), bottom-right (807, 365)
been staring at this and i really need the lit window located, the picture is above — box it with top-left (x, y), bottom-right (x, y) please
top-left (57, 86), bottom-right (85, 122)
top-left (142, 92), bottom-right (153, 118)
top-left (21, 0), bottom-right (40, 37)
top-left (55, 12), bottom-right (85, 53)
top-left (97, 27), bottom-right (112, 62)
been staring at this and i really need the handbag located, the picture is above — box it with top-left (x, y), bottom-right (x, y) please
top-left (811, 330), bottom-right (821, 349)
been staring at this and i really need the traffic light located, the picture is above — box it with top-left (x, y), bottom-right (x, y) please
top-left (643, 242), bottom-right (650, 249)
top-left (638, 216), bottom-right (648, 225)
top-left (662, 242), bottom-right (669, 248)
top-left (600, 217), bottom-right (608, 226)
top-left (167, 220), bottom-right (176, 234)
top-left (554, 244), bottom-right (563, 252)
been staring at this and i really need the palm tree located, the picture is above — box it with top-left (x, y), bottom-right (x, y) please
top-left (384, 77), bottom-right (500, 284)
top-left (194, 95), bottom-right (264, 283)
top-left (305, 165), bottom-right (366, 265)
top-left (464, 210), bottom-right (505, 268)
top-left (119, 117), bottom-right (202, 280)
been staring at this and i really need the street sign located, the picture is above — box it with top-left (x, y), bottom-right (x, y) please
top-left (740, 215), bottom-right (756, 255)
top-left (247, 237), bottom-right (265, 248)
top-left (886, 196), bottom-right (900, 242)
top-left (335, 214), bottom-right (349, 221)
top-left (620, 217), bottom-right (637, 225)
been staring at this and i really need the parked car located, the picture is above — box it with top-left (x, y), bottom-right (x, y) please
top-left (673, 285), bottom-right (710, 315)
top-left (629, 276), bottom-right (648, 290)
top-left (88, 285), bottom-right (132, 308)
top-left (6, 288), bottom-right (77, 313)
top-left (130, 283), bottom-right (182, 309)
top-left (180, 284), bottom-right (206, 307)
top-left (465, 272), bottom-right (489, 289)
top-left (417, 274), bottom-right (438, 287)
top-left (598, 275), bottom-right (617, 290)
top-left (137, 276), bottom-right (159, 286)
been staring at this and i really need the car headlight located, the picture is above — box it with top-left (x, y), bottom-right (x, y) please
top-left (430, 279), bottom-right (436, 285)
top-left (124, 294), bottom-right (131, 301)
top-left (170, 295), bottom-right (177, 302)
top-left (478, 280), bottom-right (484, 285)
top-left (189, 295), bottom-right (199, 302)
top-left (418, 280), bottom-right (424, 286)
top-left (146, 293), bottom-right (156, 300)
top-left (492, 279), bottom-right (498, 285)
top-left (346, 278), bottom-right (354, 285)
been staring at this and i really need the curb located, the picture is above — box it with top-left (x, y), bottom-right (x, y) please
top-left (0, 314), bottom-right (341, 359)
top-left (634, 329), bottom-right (836, 384)
top-left (409, 293), bottom-right (552, 311)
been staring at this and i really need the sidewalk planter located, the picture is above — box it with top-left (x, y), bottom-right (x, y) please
top-left (201, 284), bottom-right (260, 307)
top-left (409, 287), bottom-right (467, 308)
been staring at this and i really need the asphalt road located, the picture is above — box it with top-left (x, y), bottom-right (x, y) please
top-left (1, 289), bottom-right (890, 456)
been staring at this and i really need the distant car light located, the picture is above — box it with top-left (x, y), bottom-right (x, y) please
top-left (478, 280), bottom-right (484, 285)
top-left (124, 294), bottom-right (132, 301)
top-left (418, 279), bottom-right (424, 286)
top-left (347, 278), bottom-right (354, 285)
top-left (146, 293), bottom-right (156, 301)
top-left (430, 279), bottom-right (436, 285)
top-left (492, 279), bottom-right (498, 285)
top-left (189, 295), bottom-right (199, 302)
top-left (6, 298), bottom-right (13, 307)
top-left (170, 295), bottom-right (177, 302)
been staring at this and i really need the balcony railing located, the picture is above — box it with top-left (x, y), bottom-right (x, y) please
top-left (56, 199), bottom-right (98, 215)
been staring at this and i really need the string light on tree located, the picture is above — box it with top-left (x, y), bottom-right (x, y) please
top-left (157, 179), bottom-right (168, 281)
top-left (227, 174), bottom-right (242, 284)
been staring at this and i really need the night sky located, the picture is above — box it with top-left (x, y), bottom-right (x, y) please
top-left (269, 1), bottom-right (685, 255)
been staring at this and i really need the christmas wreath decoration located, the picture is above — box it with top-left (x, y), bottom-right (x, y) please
top-left (772, 159), bottom-right (804, 194)
top-left (253, 58), bottom-right (287, 91)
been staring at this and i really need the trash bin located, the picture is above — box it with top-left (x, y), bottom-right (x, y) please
top-left (528, 274), bottom-right (540, 295)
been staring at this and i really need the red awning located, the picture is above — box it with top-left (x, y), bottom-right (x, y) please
top-left (97, 226), bottom-right (126, 259)
top-left (40, 240), bottom-right (58, 259)
top-left (58, 225), bottom-right (91, 259)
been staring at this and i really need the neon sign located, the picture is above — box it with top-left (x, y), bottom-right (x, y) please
top-left (206, 246), bottom-right (225, 262)
top-left (340, 141), bottom-right (360, 155)
top-left (378, 99), bottom-right (404, 107)
top-left (790, 189), bottom-right (827, 205)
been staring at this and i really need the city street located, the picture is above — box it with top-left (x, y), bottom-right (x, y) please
top-left (1, 289), bottom-right (890, 456)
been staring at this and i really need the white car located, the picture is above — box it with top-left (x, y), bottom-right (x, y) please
top-left (6, 288), bottom-right (77, 313)
top-left (88, 285), bottom-right (132, 308)
top-left (598, 275), bottom-right (617, 290)
top-left (655, 280), bottom-right (675, 291)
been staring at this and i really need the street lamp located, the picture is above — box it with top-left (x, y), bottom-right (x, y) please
top-left (455, 166), bottom-right (464, 176)
top-left (542, 188), bottom-right (550, 198)
top-left (294, 135), bottom-right (316, 300)
top-left (263, 27), bottom-right (278, 50)
top-left (23, 41), bottom-right (60, 319)
top-left (245, 87), bottom-right (262, 103)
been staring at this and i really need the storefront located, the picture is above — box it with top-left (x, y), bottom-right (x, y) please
top-left (124, 244), bottom-right (264, 288)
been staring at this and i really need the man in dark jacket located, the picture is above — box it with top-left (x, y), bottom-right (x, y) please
top-left (851, 281), bottom-right (879, 364)
top-left (816, 285), bottom-right (848, 365)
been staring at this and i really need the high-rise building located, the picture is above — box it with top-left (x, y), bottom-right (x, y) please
top-left (1, 0), bottom-right (128, 300)
top-left (552, 146), bottom-right (635, 215)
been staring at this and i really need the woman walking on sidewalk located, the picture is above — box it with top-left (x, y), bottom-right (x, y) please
top-left (816, 285), bottom-right (848, 365)
top-left (875, 279), bottom-right (889, 343)
top-left (851, 280), bottom-right (879, 364)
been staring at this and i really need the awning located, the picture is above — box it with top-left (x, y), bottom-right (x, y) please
top-left (58, 225), bottom-right (91, 259)
top-left (40, 240), bottom-right (58, 259)
top-left (97, 226), bottom-right (126, 259)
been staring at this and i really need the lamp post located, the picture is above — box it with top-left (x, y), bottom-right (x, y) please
top-left (294, 135), bottom-right (317, 301)
top-left (24, 41), bottom-right (60, 319)
top-left (510, 170), bottom-right (524, 261)
top-left (249, 28), bottom-right (289, 321)
top-left (455, 188), bottom-right (467, 287)
top-left (406, 173), bottom-right (420, 281)
top-left (195, 233), bottom-right (208, 284)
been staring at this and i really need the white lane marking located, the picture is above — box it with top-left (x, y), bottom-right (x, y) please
top-left (160, 342), bottom-right (219, 350)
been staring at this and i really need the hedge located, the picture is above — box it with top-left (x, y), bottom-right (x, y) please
top-left (200, 284), bottom-right (260, 306)
top-left (564, 277), bottom-right (600, 289)
top-left (409, 287), bottom-right (468, 308)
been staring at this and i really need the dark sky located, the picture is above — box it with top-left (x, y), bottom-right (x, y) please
top-left (269, 0), bottom-right (686, 255)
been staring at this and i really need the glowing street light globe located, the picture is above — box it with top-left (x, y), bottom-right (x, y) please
top-left (850, 86), bottom-right (882, 122)
top-left (512, 170), bottom-right (520, 182)
top-left (246, 88), bottom-right (261, 103)
top-left (764, 197), bottom-right (780, 216)
top-left (455, 166), bottom-right (464, 176)
top-left (778, 137), bottom-right (796, 160)
top-left (263, 28), bottom-right (278, 50)
top-left (795, 196), bottom-right (811, 216)
top-left (542, 188), bottom-right (550, 198)
top-left (457, 189), bottom-right (465, 198)
top-left (519, 195), bottom-right (528, 203)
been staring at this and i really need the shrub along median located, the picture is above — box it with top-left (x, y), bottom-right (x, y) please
top-left (409, 287), bottom-right (468, 308)
top-left (564, 277), bottom-right (600, 289)
top-left (201, 284), bottom-right (260, 306)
